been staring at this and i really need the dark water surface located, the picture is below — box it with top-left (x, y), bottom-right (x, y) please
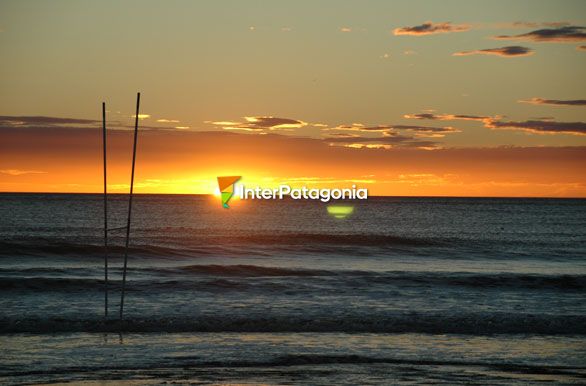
top-left (1, 194), bottom-right (585, 384)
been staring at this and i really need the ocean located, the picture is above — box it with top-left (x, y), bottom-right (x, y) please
top-left (0, 193), bottom-right (585, 385)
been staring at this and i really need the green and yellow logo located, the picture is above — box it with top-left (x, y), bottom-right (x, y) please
top-left (217, 176), bottom-right (241, 208)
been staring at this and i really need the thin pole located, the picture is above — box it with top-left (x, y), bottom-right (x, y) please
top-left (120, 92), bottom-right (140, 320)
top-left (102, 102), bottom-right (108, 318)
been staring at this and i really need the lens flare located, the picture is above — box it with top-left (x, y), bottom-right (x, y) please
top-left (327, 205), bottom-right (354, 219)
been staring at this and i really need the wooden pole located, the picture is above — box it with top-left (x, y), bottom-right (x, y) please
top-left (120, 92), bottom-right (140, 320)
top-left (102, 102), bottom-right (109, 318)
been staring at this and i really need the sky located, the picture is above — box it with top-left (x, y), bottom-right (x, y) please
top-left (1, 0), bottom-right (585, 196)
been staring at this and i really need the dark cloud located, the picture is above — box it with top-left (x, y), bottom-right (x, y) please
top-left (208, 116), bottom-right (307, 131)
top-left (324, 123), bottom-right (461, 145)
top-left (519, 98), bottom-right (586, 106)
top-left (578, 45), bottom-right (586, 51)
top-left (0, 115), bottom-right (99, 126)
top-left (494, 26), bottom-right (586, 42)
top-left (245, 116), bottom-right (306, 128)
top-left (403, 113), bottom-right (439, 120)
top-left (391, 125), bottom-right (459, 134)
top-left (393, 22), bottom-right (469, 36)
top-left (404, 113), bottom-right (491, 121)
top-left (328, 124), bottom-right (387, 131)
top-left (324, 130), bottom-right (440, 149)
top-left (329, 123), bottom-right (459, 134)
top-left (453, 46), bottom-right (533, 57)
top-left (0, 115), bottom-right (190, 133)
top-left (326, 135), bottom-right (438, 149)
top-left (405, 111), bottom-right (586, 136)
top-left (355, 125), bottom-right (393, 131)
top-left (486, 120), bottom-right (586, 135)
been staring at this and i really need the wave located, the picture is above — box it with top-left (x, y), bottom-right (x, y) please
top-left (1, 312), bottom-right (585, 334)
top-left (3, 354), bottom-right (584, 377)
top-left (1, 266), bottom-right (584, 291)
top-left (0, 232), bottom-right (441, 259)
top-left (209, 354), bottom-right (586, 374)
top-left (2, 232), bottom-right (581, 262)
top-left (2, 354), bottom-right (584, 382)
top-left (364, 271), bottom-right (586, 290)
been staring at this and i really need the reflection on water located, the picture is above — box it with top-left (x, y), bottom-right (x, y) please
top-left (1, 333), bottom-right (585, 384)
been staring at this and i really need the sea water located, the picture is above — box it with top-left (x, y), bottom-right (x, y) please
top-left (0, 194), bottom-right (585, 384)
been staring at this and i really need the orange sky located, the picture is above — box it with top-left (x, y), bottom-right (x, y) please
top-left (1, 126), bottom-right (584, 197)
top-left (1, 2), bottom-right (585, 197)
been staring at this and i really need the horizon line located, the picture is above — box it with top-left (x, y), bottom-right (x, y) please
top-left (0, 191), bottom-right (584, 200)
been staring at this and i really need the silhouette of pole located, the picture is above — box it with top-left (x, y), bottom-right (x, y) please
top-left (120, 92), bottom-right (140, 320)
top-left (102, 102), bottom-right (109, 318)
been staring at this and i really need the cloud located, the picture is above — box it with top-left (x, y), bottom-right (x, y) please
top-left (494, 26), bottom-right (586, 42)
top-left (0, 115), bottom-right (195, 133)
top-left (578, 45), bottom-right (586, 51)
top-left (0, 169), bottom-right (47, 176)
top-left (404, 113), bottom-right (492, 121)
top-left (208, 116), bottom-right (307, 132)
top-left (393, 21), bottom-right (470, 36)
top-left (405, 111), bottom-right (586, 136)
top-left (324, 123), bottom-right (460, 141)
top-left (326, 133), bottom-right (439, 149)
top-left (519, 98), bottom-right (586, 106)
top-left (322, 123), bottom-right (451, 146)
top-left (326, 123), bottom-right (377, 131)
top-left (453, 46), bottom-right (533, 57)
top-left (340, 27), bottom-right (352, 32)
top-left (486, 119), bottom-right (586, 135)
top-left (391, 125), bottom-right (460, 136)
top-left (245, 116), bottom-right (306, 129)
top-left (327, 123), bottom-right (458, 133)
top-left (0, 115), bottom-right (99, 126)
